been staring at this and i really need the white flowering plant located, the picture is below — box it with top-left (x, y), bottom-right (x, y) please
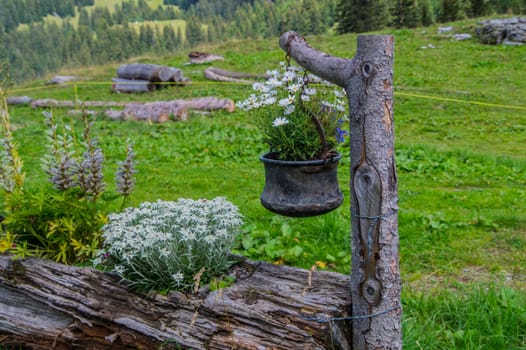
top-left (237, 62), bottom-right (348, 161)
top-left (94, 197), bottom-right (244, 292)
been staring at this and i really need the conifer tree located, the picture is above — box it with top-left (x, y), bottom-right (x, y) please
top-left (471, 0), bottom-right (494, 16)
top-left (440, 0), bottom-right (469, 22)
top-left (163, 25), bottom-right (177, 50)
top-left (78, 8), bottom-right (90, 28)
top-left (420, 0), bottom-right (435, 26)
top-left (185, 16), bottom-right (205, 47)
top-left (176, 27), bottom-right (183, 48)
top-left (304, 0), bottom-right (325, 34)
top-left (336, 0), bottom-right (390, 33)
top-left (393, 0), bottom-right (421, 28)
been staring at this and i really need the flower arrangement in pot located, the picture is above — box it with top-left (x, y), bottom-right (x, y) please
top-left (237, 61), bottom-right (348, 217)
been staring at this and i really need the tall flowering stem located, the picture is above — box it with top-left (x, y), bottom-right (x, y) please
top-left (297, 68), bottom-right (329, 158)
top-left (41, 111), bottom-right (77, 191)
top-left (116, 139), bottom-right (137, 210)
top-left (77, 113), bottom-right (105, 204)
top-left (0, 87), bottom-right (24, 194)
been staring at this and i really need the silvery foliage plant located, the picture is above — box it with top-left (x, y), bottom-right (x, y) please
top-left (94, 197), bottom-right (244, 292)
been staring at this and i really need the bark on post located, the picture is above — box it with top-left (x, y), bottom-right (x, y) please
top-left (280, 32), bottom-right (401, 349)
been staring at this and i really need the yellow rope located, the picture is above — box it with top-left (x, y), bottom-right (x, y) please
top-left (395, 91), bottom-right (526, 111)
top-left (9, 82), bottom-right (526, 111)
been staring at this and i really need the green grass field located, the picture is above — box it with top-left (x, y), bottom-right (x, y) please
top-left (4, 18), bottom-right (526, 349)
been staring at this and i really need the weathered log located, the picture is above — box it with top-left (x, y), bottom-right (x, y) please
top-left (104, 97), bottom-right (236, 122)
top-left (6, 96), bottom-right (33, 106)
top-left (158, 66), bottom-right (185, 82)
top-left (176, 97), bottom-right (236, 112)
top-left (106, 102), bottom-right (187, 122)
top-left (28, 98), bottom-right (234, 122)
top-left (0, 255), bottom-right (352, 349)
top-left (111, 77), bottom-right (157, 93)
top-left (46, 75), bottom-right (78, 85)
top-left (280, 32), bottom-right (401, 349)
top-left (188, 51), bottom-right (224, 64)
top-left (116, 63), bottom-right (186, 83)
top-left (204, 68), bottom-right (249, 83)
top-left (30, 99), bottom-right (126, 108)
top-left (204, 67), bottom-right (270, 82)
top-left (67, 110), bottom-right (97, 117)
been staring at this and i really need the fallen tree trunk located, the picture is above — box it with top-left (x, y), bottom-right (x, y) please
top-left (0, 255), bottom-right (352, 349)
top-left (46, 75), bottom-right (78, 85)
top-left (30, 99), bottom-right (127, 108)
top-left (188, 52), bottom-right (224, 64)
top-left (105, 102), bottom-right (187, 122)
top-left (116, 63), bottom-right (185, 82)
top-left (204, 68), bottom-right (248, 83)
top-left (204, 67), bottom-right (269, 83)
top-left (6, 96), bottom-right (33, 106)
top-left (111, 77), bottom-right (157, 93)
top-left (104, 97), bottom-right (236, 122)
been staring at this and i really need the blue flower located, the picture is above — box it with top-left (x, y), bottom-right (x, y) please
top-left (336, 127), bottom-right (349, 143)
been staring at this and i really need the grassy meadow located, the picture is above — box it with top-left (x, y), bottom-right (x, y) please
top-left (26, 0), bottom-right (183, 31)
top-left (3, 18), bottom-right (526, 349)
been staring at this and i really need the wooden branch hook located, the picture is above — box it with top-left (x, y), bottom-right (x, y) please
top-left (279, 31), bottom-right (354, 89)
top-left (280, 31), bottom-right (400, 349)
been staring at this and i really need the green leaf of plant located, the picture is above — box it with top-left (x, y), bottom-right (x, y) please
top-left (287, 245), bottom-right (303, 258)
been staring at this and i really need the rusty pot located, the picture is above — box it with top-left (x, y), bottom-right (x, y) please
top-left (259, 152), bottom-right (343, 217)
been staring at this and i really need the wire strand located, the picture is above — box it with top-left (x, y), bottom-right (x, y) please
top-left (8, 82), bottom-right (526, 111)
top-left (301, 304), bottom-right (402, 323)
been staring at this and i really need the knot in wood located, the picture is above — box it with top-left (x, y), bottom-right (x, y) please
top-left (361, 279), bottom-right (381, 305)
top-left (4, 259), bottom-right (26, 280)
top-left (361, 62), bottom-right (374, 79)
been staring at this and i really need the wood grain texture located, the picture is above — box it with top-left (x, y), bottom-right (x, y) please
top-left (0, 255), bottom-right (352, 349)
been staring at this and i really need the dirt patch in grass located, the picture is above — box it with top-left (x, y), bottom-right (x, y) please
top-left (405, 265), bottom-right (526, 293)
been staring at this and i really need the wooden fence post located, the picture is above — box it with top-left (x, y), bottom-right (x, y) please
top-left (280, 32), bottom-right (401, 349)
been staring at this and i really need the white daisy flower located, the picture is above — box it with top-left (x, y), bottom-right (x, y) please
top-left (287, 83), bottom-right (303, 94)
top-left (272, 117), bottom-right (289, 127)
top-left (278, 95), bottom-right (295, 107)
top-left (284, 105), bottom-right (295, 115)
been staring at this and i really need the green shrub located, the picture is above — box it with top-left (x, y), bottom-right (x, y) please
top-left (2, 188), bottom-right (110, 263)
top-left (0, 91), bottom-right (136, 263)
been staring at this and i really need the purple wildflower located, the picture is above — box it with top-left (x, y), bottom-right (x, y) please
top-left (116, 139), bottom-right (137, 197)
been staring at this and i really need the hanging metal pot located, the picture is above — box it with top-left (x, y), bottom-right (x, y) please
top-left (259, 151), bottom-right (343, 217)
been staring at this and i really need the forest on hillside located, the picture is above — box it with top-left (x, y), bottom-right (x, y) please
top-left (0, 0), bottom-right (524, 83)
